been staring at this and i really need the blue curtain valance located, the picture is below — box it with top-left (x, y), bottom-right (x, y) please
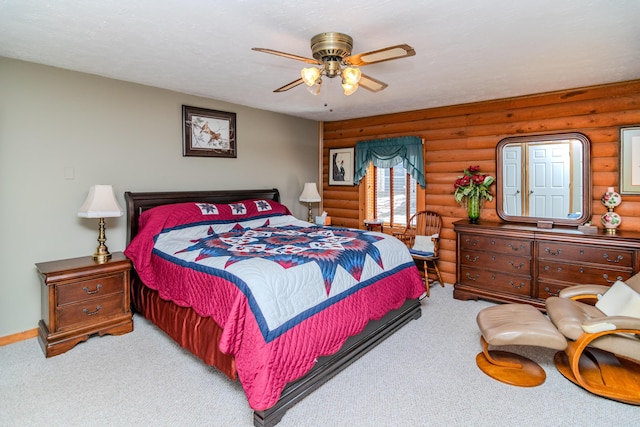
top-left (354, 136), bottom-right (425, 187)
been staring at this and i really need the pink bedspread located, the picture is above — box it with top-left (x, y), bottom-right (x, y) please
top-left (125, 199), bottom-right (424, 410)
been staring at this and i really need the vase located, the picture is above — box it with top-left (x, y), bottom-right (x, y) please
top-left (600, 187), bottom-right (622, 234)
top-left (467, 193), bottom-right (481, 223)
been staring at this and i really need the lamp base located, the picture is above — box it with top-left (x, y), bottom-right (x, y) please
top-left (307, 202), bottom-right (313, 223)
top-left (92, 250), bottom-right (112, 264)
top-left (92, 217), bottom-right (112, 264)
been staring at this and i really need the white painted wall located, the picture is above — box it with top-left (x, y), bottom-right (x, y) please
top-left (0, 57), bottom-right (320, 337)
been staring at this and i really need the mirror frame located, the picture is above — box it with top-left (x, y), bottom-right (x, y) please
top-left (496, 132), bottom-right (592, 226)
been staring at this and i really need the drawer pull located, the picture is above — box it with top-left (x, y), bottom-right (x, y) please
top-left (465, 238), bottom-right (479, 246)
top-left (82, 284), bottom-right (102, 295)
top-left (544, 247), bottom-right (562, 256)
top-left (83, 305), bottom-right (102, 316)
top-left (602, 274), bottom-right (624, 284)
top-left (543, 287), bottom-right (559, 297)
top-left (465, 255), bottom-right (479, 262)
top-left (465, 272), bottom-right (480, 281)
top-left (508, 261), bottom-right (525, 270)
top-left (508, 243), bottom-right (526, 251)
top-left (509, 281), bottom-right (524, 289)
top-left (543, 265), bottom-right (562, 272)
top-left (602, 253), bottom-right (623, 263)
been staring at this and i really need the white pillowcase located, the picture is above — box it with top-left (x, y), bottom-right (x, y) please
top-left (595, 280), bottom-right (640, 318)
top-left (412, 234), bottom-right (438, 254)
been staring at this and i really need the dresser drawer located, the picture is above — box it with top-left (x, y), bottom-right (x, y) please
top-left (538, 260), bottom-right (631, 286)
top-left (459, 266), bottom-right (531, 296)
top-left (460, 251), bottom-right (531, 274)
top-left (537, 242), bottom-right (634, 268)
top-left (459, 234), bottom-right (531, 256)
top-left (56, 293), bottom-right (125, 331)
top-left (57, 273), bottom-right (125, 306)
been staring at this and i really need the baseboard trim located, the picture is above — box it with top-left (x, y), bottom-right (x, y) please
top-left (0, 328), bottom-right (38, 346)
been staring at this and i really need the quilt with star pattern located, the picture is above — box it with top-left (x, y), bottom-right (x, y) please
top-left (125, 199), bottom-right (424, 410)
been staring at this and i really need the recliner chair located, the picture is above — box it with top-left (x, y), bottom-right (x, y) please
top-left (545, 272), bottom-right (640, 405)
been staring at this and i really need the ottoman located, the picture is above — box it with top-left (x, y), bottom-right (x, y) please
top-left (476, 304), bottom-right (567, 387)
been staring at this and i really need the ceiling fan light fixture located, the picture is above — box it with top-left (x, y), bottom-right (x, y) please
top-left (342, 82), bottom-right (359, 96)
top-left (301, 67), bottom-right (321, 86)
top-left (307, 78), bottom-right (322, 95)
top-left (342, 67), bottom-right (361, 85)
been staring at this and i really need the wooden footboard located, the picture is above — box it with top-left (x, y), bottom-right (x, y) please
top-left (253, 298), bottom-right (422, 427)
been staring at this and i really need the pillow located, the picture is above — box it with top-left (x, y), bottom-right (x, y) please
top-left (595, 280), bottom-right (640, 318)
top-left (139, 199), bottom-right (291, 230)
top-left (411, 234), bottom-right (438, 254)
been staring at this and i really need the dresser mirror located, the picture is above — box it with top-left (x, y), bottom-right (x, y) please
top-left (496, 132), bottom-right (592, 226)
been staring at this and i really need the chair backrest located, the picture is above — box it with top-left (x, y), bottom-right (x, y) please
top-left (625, 271), bottom-right (640, 293)
top-left (408, 211), bottom-right (442, 237)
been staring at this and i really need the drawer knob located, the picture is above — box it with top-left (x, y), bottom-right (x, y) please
top-left (82, 284), bottom-right (102, 295)
top-left (83, 305), bottom-right (102, 316)
top-left (602, 253), bottom-right (623, 263)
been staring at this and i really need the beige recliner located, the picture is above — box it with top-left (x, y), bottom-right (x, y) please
top-left (545, 273), bottom-right (640, 405)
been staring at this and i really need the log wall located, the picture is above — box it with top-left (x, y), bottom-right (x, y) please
top-left (321, 80), bottom-right (640, 285)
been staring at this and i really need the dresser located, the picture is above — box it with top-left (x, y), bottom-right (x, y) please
top-left (453, 220), bottom-right (640, 309)
top-left (36, 252), bottom-right (133, 357)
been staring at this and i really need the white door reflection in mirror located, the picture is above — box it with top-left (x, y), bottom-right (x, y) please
top-left (496, 133), bottom-right (591, 226)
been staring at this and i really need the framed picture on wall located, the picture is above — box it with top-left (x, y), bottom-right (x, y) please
top-left (182, 105), bottom-right (236, 158)
top-left (329, 147), bottom-right (354, 186)
top-left (620, 125), bottom-right (640, 194)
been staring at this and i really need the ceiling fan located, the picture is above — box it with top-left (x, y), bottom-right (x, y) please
top-left (252, 32), bottom-right (416, 96)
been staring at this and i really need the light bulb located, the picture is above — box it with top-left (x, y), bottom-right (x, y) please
top-left (342, 67), bottom-right (361, 85)
top-left (342, 82), bottom-right (359, 96)
top-left (301, 67), bottom-right (321, 86)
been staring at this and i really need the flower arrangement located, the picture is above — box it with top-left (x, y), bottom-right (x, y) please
top-left (454, 165), bottom-right (495, 204)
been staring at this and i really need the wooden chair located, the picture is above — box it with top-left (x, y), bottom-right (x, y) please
top-left (393, 211), bottom-right (444, 297)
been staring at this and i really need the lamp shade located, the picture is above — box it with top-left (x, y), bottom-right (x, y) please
top-left (299, 183), bottom-right (321, 202)
top-left (78, 185), bottom-right (124, 218)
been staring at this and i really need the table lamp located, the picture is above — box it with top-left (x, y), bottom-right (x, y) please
top-left (299, 182), bottom-right (321, 223)
top-left (78, 185), bottom-right (124, 263)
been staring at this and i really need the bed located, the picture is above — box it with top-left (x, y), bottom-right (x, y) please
top-left (124, 188), bottom-right (424, 427)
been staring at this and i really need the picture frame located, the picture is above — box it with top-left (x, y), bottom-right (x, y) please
top-left (619, 125), bottom-right (640, 194)
top-left (182, 105), bottom-right (236, 158)
top-left (329, 147), bottom-right (354, 186)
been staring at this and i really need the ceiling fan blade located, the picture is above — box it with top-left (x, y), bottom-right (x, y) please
top-left (346, 44), bottom-right (416, 66)
top-left (358, 74), bottom-right (388, 92)
top-left (252, 48), bottom-right (319, 64)
top-left (274, 78), bottom-right (305, 92)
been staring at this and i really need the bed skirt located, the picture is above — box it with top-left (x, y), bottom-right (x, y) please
top-left (130, 274), bottom-right (237, 380)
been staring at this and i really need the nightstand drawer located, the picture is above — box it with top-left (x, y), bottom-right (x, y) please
top-left (56, 293), bottom-right (125, 331)
top-left (57, 273), bottom-right (125, 306)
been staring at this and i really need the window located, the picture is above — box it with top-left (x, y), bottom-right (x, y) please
top-left (365, 162), bottom-right (417, 227)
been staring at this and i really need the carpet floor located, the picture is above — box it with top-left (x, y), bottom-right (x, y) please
top-left (1, 284), bottom-right (637, 426)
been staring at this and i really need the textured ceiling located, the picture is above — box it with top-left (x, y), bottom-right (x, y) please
top-left (1, 0), bottom-right (640, 122)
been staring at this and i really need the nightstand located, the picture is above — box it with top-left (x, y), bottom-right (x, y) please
top-left (36, 251), bottom-right (133, 357)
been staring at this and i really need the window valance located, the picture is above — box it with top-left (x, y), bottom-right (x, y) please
top-left (354, 136), bottom-right (425, 187)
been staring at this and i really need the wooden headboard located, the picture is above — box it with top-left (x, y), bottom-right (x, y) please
top-left (124, 188), bottom-right (281, 244)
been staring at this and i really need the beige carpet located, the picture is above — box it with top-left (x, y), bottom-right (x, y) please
top-left (1, 284), bottom-right (637, 427)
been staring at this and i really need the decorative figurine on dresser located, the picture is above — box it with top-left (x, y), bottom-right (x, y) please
top-left (454, 133), bottom-right (640, 308)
